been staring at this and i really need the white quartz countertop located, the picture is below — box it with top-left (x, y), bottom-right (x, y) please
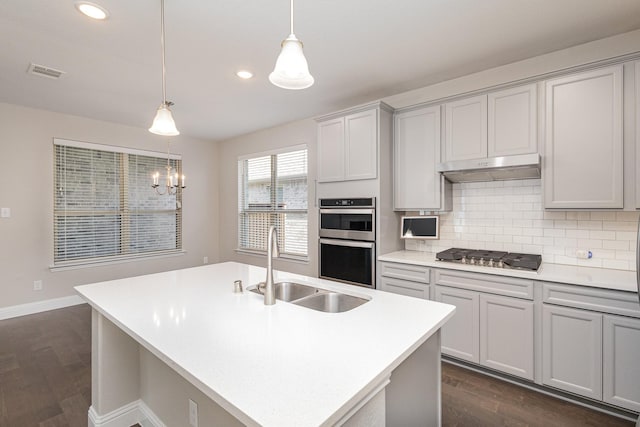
top-left (379, 250), bottom-right (638, 293)
top-left (75, 261), bottom-right (455, 427)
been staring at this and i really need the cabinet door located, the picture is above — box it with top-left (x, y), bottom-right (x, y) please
top-left (480, 294), bottom-right (534, 380)
top-left (394, 106), bottom-right (442, 210)
top-left (444, 95), bottom-right (487, 161)
top-left (544, 65), bottom-right (623, 208)
top-left (379, 277), bottom-right (429, 299)
top-left (603, 314), bottom-right (640, 412)
top-left (542, 305), bottom-right (602, 399)
top-left (488, 84), bottom-right (537, 157)
top-left (317, 117), bottom-right (345, 182)
top-left (345, 109), bottom-right (377, 180)
top-left (434, 286), bottom-right (479, 363)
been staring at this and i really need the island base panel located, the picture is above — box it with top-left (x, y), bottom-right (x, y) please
top-left (386, 331), bottom-right (442, 426)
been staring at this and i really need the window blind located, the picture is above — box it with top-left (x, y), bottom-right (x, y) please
top-left (54, 140), bottom-right (182, 265)
top-left (238, 147), bottom-right (308, 258)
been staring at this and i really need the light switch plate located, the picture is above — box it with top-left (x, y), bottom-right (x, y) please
top-left (1, 208), bottom-right (10, 218)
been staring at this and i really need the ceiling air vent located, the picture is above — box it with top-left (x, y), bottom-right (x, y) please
top-left (27, 63), bottom-right (66, 79)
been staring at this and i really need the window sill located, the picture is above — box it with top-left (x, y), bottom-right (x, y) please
top-left (235, 248), bottom-right (309, 264)
top-left (49, 250), bottom-right (186, 272)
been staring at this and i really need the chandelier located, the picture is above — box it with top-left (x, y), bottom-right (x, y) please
top-left (152, 141), bottom-right (185, 195)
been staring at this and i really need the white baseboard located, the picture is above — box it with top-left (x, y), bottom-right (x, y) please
top-left (88, 400), bottom-right (165, 427)
top-left (0, 294), bottom-right (85, 321)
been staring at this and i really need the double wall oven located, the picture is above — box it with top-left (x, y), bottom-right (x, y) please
top-left (318, 198), bottom-right (376, 288)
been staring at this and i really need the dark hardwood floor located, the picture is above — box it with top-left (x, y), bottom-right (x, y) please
top-left (0, 304), bottom-right (635, 426)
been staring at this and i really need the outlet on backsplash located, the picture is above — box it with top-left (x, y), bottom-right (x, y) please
top-left (576, 249), bottom-right (593, 259)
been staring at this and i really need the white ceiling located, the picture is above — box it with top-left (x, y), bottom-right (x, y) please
top-left (1, 0), bottom-right (640, 142)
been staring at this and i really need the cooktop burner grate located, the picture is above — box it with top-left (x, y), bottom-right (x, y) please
top-left (435, 248), bottom-right (541, 271)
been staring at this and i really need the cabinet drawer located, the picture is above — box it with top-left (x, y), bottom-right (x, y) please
top-left (380, 262), bottom-right (430, 284)
top-left (379, 277), bottom-right (429, 300)
top-left (542, 282), bottom-right (640, 318)
top-left (434, 269), bottom-right (533, 300)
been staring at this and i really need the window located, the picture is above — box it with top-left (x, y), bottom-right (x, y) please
top-left (238, 146), bottom-right (308, 259)
top-left (53, 138), bottom-right (182, 266)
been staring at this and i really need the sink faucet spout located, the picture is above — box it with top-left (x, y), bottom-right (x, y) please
top-left (264, 225), bottom-right (279, 305)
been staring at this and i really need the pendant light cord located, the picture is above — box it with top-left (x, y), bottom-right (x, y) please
top-left (160, 0), bottom-right (167, 104)
top-left (290, 0), bottom-right (294, 34)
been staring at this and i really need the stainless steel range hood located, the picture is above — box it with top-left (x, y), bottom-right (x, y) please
top-left (436, 153), bottom-right (541, 183)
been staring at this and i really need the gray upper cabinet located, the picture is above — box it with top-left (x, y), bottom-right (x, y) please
top-left (544, 65), bottom-right (624, 209)
top-left (443, 84), bottom-right (538, 163)
top-left (444, 95), bottom-right (488, 161)
top-left (317, 117), bottom-right (345, 182)
top-left (317, 108), bottom-right (378, 183)
top-left (393, 106), bottom-right (451, 211)
top-left (488, 84), bottom-right (537, 157)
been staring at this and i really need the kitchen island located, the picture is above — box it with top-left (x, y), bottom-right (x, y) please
top-left (75, 261), bottom-right (455, 427)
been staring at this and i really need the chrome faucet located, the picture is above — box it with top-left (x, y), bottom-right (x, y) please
top-left (263, 225), bottom-right (280, 305)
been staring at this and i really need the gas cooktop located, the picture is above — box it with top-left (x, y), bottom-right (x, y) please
top-left (435, 248), bottom-right (542, 272)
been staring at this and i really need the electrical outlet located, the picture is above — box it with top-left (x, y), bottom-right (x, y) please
top-left (33, 280), bottom-right (43, 291)
top-left (189, 399), bottom-right (198, 427)
top-left (203, 256), bottom-right (208, 264)
top-left (1, 207), bottom-right (10, 218)
top-left (576, 249), bottom-right (593, 259)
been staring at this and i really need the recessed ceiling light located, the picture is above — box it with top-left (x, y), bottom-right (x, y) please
top-left (75, 2), bottom-right (109, 20)
top-left (236, 70), bottom-right (254, 80)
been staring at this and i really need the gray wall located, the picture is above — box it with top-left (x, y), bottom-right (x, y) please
top-left (0, 102), bottom-right (219, 309)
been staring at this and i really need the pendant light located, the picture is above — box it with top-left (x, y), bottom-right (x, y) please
top-left (269, 0), bottom-right (314, 90)
top-left (149, 0), bottom-right (179, 136)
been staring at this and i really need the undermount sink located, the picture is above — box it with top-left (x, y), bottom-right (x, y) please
top-left (249, 281), bottom-right (320, 302)
top-left (292, 292), bottom-right (369, 313)
top-left (248, 281), bottom-right (369, 313)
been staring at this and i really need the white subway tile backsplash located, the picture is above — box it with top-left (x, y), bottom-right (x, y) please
top-left (603, 221), bottom-right (637, 231)
top-left (544, 228), bottom-right (565, 237)
top-left (543, 211), bottom-right (566, 220)
top-left (554, 220), bottom-right (577, 229)
top-left (589, 230), bottom-right (616, 240)
top-left (602, 240), bottom-right (630, 250)
top-left (405, 179), bottom-right (638, 271)
top-left (590, 212), bottom-right (617, 221)
top-left (577, 220), bottom-right (603, 230)
top-left (566, 229), bottom-right (590, 239)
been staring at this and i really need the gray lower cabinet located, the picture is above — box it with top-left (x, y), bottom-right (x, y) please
top-left (542, 282), bottom-right (640, 412)
top-left (433, 270), bottom-right (535, 380)
top-left (434, 286), bottom-right (480, 363)
top-left (480, 294), bottom-right (534, 380)
top-left (542, 304), bottom-right (603, 400)
top-left (378, 262), bottom-right (430, 299)
top-left (603, 314), bottom-right (640, 412)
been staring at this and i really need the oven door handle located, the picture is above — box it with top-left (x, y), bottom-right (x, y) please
top-left (319, 209), bottom-right (375, 215)
top-left (319, 238), bottom-right (374, 249)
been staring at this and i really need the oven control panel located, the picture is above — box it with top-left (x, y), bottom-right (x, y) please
top-left (319, 198), bottom-right (375, 208)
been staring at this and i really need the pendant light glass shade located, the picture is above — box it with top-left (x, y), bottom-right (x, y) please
top-left (269, 0), bottom-right (314, 90)
top-left (149, 102), bottom-right (179, 136)
top-left (269, 34), bottom-right (314, 90)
